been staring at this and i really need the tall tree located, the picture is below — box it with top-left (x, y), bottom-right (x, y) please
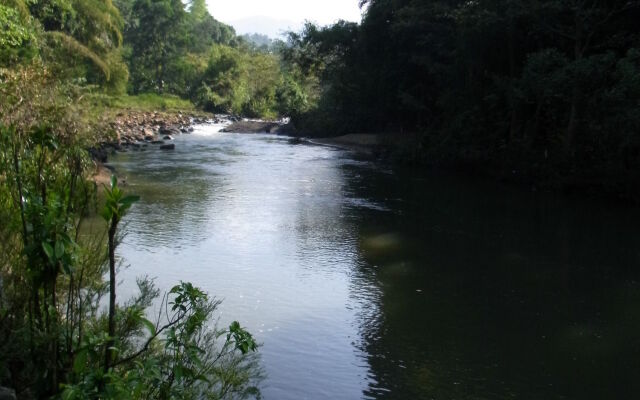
top-left (126, 0), bottom-right (188, 93)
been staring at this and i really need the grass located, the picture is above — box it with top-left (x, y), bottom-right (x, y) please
top-left (109, 93), bottom-right (196, 112)
top-left (80, 92), bottom-right (202, 119)
top-left (74, 91), bottom-right (209, 144)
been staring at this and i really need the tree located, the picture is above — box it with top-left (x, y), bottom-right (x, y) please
top-left (126, 0), bottom-right (188, 93)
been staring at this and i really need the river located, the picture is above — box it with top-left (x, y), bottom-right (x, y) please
top-left (108, 124), bottom-right (640, 399)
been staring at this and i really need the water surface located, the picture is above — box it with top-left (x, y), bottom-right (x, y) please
top-left (109, 125), bottom-right (640, 399)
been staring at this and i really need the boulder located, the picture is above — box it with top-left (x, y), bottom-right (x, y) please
top-left (151, 140), bottom-right (165, 145)
top-left (88, 147), bottom-right (108, 163)
top-left (159, 126), bottom-right (179, 135)
top-left (163, 135), bottom-right (174, 141)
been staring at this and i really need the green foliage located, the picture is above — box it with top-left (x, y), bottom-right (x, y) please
top-left (193, 44), bottom-right (282, 117)
top-left (101, 174), bottom-right (139, 222)
top-left (275, 74), bottom-right (309, 118)
top-left (109, 93), bottom-right (196, 111)
top-left (44, 30), bottom-right (111, 79)
top-left (0, 4), bottom-right (35, 48)
top-left (1, 0), bottom-right (128, 91)
top-left (282, 0), bottom-right (640, 195)
top-left (115, 0), bottom-right (289, 118)
top-left (240, 33), bottom-right (276, 52)
top-left (0, 66), bottom-right (261, 398)
top-left (124, 0), bottom-right (188, 93)
top-left (60, 280), bottom-right (262, 400)
top-left (0, 67), bottom-right (103, 396)
top-left (0, 2), bottom-right (38, 63)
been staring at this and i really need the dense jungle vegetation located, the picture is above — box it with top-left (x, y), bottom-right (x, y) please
top-left (284, 0), bottom-right (640, 197)
top-left (0, 0), bottom-right (263, 398)
top-left (1, 0), bottom-right (640, 397)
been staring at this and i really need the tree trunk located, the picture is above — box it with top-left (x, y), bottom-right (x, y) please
top-left (508, 16), bottom-right (519, 143)
top-left (567, 11), bottom-right (584, 152)
top-left (51, 276), bottom-right (58, 393)
top-left (566, 85), bottom-right (579, 150)
top-left (105, 215), bottom-right (118, 372)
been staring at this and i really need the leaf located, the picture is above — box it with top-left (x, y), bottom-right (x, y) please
top-left (73, 349), bottom-right (88, 374)
top-left (62, 262), bottom-right (73, 275)
top-left (100, 205), bottom-right (112, 221)
top-left (42, 242), bottom-right (54, 262)
top-left (110, 174), bottom-right (117, 189)
top-left (140, 317), bottom-right (156, 336)
top-left (119, 195), bottom-right (140, 208)
top-left (44, 31), bottom-right (111, 80)
top-left (55, 240), bottom-right (64, 259)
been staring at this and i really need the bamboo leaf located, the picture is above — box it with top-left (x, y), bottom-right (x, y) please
top-left (55, 240), bottom-right (64, 259)
top-left (42, 242), bottom-right (54, 262)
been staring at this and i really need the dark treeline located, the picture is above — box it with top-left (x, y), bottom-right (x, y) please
top-left (283, 0), bottom-right (640, 196)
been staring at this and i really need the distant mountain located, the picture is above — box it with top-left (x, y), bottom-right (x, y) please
top-left (228, 16), bottom-right (303, 39)
top-left (241, 33), bottom-right (275, 49)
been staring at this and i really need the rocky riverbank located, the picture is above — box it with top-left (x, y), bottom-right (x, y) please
top-left (308, 134), bottom-right (382, 155)
top-left (89, 111), bottom-right (234, 162)
top-left (221, 119), bottom-right (296, 134)
top-left (90, 110), bottom-right (232, 182)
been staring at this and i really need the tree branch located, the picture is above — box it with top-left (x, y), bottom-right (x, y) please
top-left (111, 312), bottom-right (187, 368)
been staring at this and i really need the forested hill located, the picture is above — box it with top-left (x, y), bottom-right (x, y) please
top-left (0, 0), bottom-right (295, 118)
top-left (282, 0), bottom-right (640, 197)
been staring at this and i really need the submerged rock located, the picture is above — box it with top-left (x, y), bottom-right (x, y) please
top-left (159, 126), bottom-right (180, 135)
top-left (0, 386), bottom-right (16, 400)
top-left (160, 143), bottom-right (175, 150)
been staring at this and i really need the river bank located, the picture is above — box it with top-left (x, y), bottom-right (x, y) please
top-left (91, 112), bottom-right (640, 204)
top-left (90, 109), bottom-right (225, 182)
top-left (221, 119), bottom-right (296, 134)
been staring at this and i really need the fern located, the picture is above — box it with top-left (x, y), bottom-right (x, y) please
top-left (44, 30), bottom-right (110, 79)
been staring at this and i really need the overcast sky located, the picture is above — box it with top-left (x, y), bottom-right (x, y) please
top-left (207, 0), bottom-right (363, 37)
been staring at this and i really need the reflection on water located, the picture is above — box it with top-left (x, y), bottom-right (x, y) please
top-left (109, 126), bottom-right (640, 400)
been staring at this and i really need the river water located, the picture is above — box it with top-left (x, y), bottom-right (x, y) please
top-left (109, 124), bottom-right (640, 399)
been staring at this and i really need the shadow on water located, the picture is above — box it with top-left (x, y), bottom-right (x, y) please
top-left (345, 166), bottom-right (640, 399)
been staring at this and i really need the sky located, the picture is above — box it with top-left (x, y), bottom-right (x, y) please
top-left (207, 0), bottom-right (363, 38)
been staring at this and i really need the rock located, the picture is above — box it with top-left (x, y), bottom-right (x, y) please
top-left (151, 140), bottom-right (165, 145)
top-left (16, 388), bottom-right (34, 400)
top-left (160, 143), bottom-right (175, 150)
top-left (159, 126), bottom-right (179, 135)
top-left (163, 135), bottom-right (174, 140)
top-left (288, 137), bottom-right (303, 145)
top-left (144, 135), bottom-right (154, 141)
top-left (88, 147), bottom-right (108, 163)
top-left (0, 387), bottom-right (16, 400)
